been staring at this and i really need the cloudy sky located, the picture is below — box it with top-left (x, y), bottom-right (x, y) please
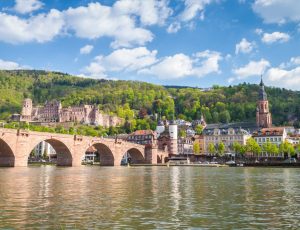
top-left (0, 0), bottom-right (299, 90)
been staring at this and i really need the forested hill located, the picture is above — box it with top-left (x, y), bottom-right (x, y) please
top-left (0, 70), bottom-right (300, 127)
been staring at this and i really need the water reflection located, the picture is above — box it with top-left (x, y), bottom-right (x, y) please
top-left (0, 166), bottom-right (300, 229)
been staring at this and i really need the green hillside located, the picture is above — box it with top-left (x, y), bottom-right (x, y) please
top-left (0, 70), bottom-right (300, 128)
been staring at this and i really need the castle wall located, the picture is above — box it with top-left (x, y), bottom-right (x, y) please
top-left (19, 99), bottom-right (122, 127)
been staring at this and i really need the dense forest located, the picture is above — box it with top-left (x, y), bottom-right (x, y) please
top-left (0, 70), bottom-right (300, 130)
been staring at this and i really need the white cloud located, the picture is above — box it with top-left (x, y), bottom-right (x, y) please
top-left (166, 0), bottom-right (214, 33)
top-left (233, 59), bottom-right (270, 79)
top-left (64, 2), bottom-right (153, 48)
top-left (265, 67), bottom-right (300, 90)
top-left (14, 0), bottom-right (43, 14)
top-left (141, 50), bottom-right (222, 79)
top-left (180, 0), bottom-right (213, 22)
top-left (80, 45), bottom-right (93, 55)
top-left (0, 59), bottom-right (27, 70)
top-left (113, 0), bottom-right (172, 26)
top-left (193, 50), bottom-right (222, 76)
top-left (235, 38), bottom-right (255, 54)
top-left (0, 9), bottom-right (64, 44)
top-left (141, 53), bottom-right (194, 79)
top-left (252, 0), bottom-right (300, 24)
top-left (84, 47), bottom-right (158, 77)
top-left (290, 57), bottom-right (300, 66)
top-left (255, 28), bottom-right (263, 35)
top-left (83, 48), bottom-right (222, 79)
top-left (261, 31), bottom-right (290, 44)
top-left (167, 22), bottom-right (181, 33)
top-left (279, 56), bottom-right (300, 68)
top-left (0, 1), bottom-right (172, 47)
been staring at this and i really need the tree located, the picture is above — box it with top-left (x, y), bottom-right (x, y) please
top-left (179, 129), bottom-right (186, 138)
top-left (208, 143), bottom-right (216, 155)
top-left (233, 142), bottom-right (242, 154)
top-left (262, 141), bottom-right (279, 157)
top-left (270, 143), bottom-right (279, 156)
top-left (246, 138), bottom-right (261, 155)
top-left (218, 142), bottom-right (225, 156)
top-left (279, 141), bottom-right (295, 157)
top-left (262, 141), bottom-right (272, 157)
top-left (195, 124), bottom-right (203, 135)
top-left (239, 145), bottom-right (247, 155)
top-left (138, 108), bottom-right (148, 119)
top-left (219, 110), bottom-right (231, 123)
top-left (193, 142), bottom-right (200, 155)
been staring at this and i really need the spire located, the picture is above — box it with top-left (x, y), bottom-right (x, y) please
top-left (260, 75), bottom-right (264, 86)
top-left (259, 75), bottom-right (267, 101)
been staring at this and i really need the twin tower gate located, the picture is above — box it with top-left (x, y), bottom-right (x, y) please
top-left (0, 128), bottom-right (161, 167)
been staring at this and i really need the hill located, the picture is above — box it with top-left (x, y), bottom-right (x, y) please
top-left (0, 70), bottom-right (300, 128)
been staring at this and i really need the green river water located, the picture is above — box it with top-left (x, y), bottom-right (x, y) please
top-left (0, 166), bottom-right (299, 229)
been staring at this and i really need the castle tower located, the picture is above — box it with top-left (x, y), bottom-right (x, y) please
top-left (21, 98), bottom-right (33, 121)
top-left (256, 76), bottom-right (272, 128)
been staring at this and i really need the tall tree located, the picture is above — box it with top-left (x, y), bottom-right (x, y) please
top-left (218, 142), bottom-right (225, 156)
top-left (208, 143), bottom-right (216, 155)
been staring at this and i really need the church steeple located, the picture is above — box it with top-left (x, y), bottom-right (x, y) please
top-left (259, 75), bottom-right (267, 101)
top-left (256, 76), bottom-right (272, 128)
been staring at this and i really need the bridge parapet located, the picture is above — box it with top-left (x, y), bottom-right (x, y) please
top-left (0, 128), bottom-right (158, 167)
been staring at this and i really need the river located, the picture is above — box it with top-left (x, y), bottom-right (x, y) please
top-left (0, 166), bottom-right (299, 229)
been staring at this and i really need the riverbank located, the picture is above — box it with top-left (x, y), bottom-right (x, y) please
top-left (27, 162), bottom-right (300, 168)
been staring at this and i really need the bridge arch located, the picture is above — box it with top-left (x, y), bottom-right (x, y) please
top-left (28, 138), bottom-right (73, 166)
top-left (84, 142), bottom-right (115, 166)
top-left (0, 138), bottom-right (15, 167)
top-left (123, 147), bottom-right (145, 165)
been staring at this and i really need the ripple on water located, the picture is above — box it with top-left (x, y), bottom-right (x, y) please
top-left (0, 166), bottom-right (300, 229)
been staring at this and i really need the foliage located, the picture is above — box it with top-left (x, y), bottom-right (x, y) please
top-left (232, 142), bottom-right (246, 155)
top-left (262, 141), bottom-right (279, 156)
top-left (179, 129), bottom-right (187, 138)
top-left (208, 143), bottom-right (216, 155)
top-left (195, 124), bottom-right (203, 135)
top-left (1, 70), bottom-right (300, 128)
top-left (279, 141), bottom-right (295, 156)
top-left (246, 138), bottom-right (261, 155)
top-left (193, 142), bottom-right (200, 155)
top-left (4, 121), bottom-right (110, 137)
top-left (217, 142), bottom-right (225, 156)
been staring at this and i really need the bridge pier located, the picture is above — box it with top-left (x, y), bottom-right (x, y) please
top-left (14, 156), bottom-right (28, 167)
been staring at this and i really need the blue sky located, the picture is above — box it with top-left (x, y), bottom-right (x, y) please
top-left (0, 0), bottom-right (300, 90)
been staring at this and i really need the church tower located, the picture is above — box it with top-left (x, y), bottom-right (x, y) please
top-left (256, 76), bottom-right (272, 128)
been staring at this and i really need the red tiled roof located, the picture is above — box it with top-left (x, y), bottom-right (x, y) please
top-left (130, 130), bottom-right (156, 136)
top-left (252, 127), bottom-right (285, 137)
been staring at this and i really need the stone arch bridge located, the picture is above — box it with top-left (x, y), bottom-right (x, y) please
top-left (0, 128), bottom-right (160, 167)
